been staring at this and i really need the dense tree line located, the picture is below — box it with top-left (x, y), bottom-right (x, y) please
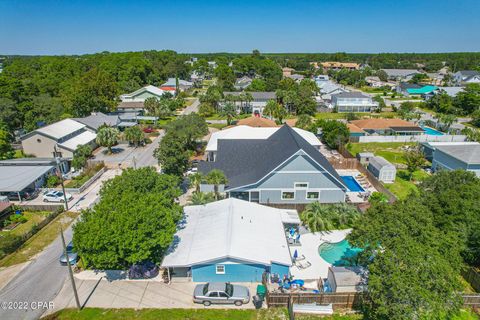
top-left (0, 50), bottom-right (190, 133)
top-left (349, 170), bottom-right (480, 319)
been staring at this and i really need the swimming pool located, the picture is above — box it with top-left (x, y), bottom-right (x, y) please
top-left (340, 176), bottom-right (365, 192)
top-left (318, 239), bottom-right (362, 266)
top-left (422, 126), bottom-right (444, 136)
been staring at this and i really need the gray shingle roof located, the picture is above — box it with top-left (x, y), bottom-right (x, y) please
top-left (223, 91), bottom-right (276, 100)
top-left (199, 125), bottom-right (346, 190)
top-left (435, 145), bottom-right (480, 164)
top-left (332, 91), bottom-right (369, 99)
top-left (74, 112), bottom-right (119, 131)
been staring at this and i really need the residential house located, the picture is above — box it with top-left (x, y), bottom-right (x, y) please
top-left (21, 119), bottom-right (97, 159)
top-left (381, 69), bottom-right (420, 82)
top-left (160, 78), bottom-right (193, 91)
top-left (236, 117), bottom-right (277, 128)
top-left (431, 144), bottom-right (480, 177)
top-left (0, 158), bottom-right (61, 201)
top-left (161, 198), bottom-right (297, 282)
top-left (233, 76), bottom-right (253, 90)
top-left (364, 76), bottom-right (395, 89)
top-left (199, 125), bottom-right (347, 205)
top-left (208, 61), bottom-right (217, 69)
top-left (315, 78), bottom-right (346, 103)
top-left (396, 82), bottom-right (438, 96)
top-left (118, 85), bottom-right (167, 112)
top-left (222, 91), bottom-right (276, 115)
top-left (282, 67), bottom-right (294, 77)
top-left (331, 92), bottom-right (378, 112)
top-left (74, 112), bottom-right (120, 133)
top-left (437, 87), bottom-right (464, 98)
top-left (454, 70), bottom-right (480, 85)
top-left (420, 141), bottom-right (479, 161)
top-left (204, 125), bottom-right (322, 161)
top-left (367, 156), bottom-right (396, 183)
top-left (348, 118), bottom-right (424, 137)
top-left (320, 62), bottom-right (360, 71)
top-left (287, 74), bottom-right (305, 82)
top-left (327, 267), bottom-right (367, 293)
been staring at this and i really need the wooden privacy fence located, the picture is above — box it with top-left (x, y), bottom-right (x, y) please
top-left (266, 292), bottom-right (363, 310)
top-left (462, 268), bottom-right (480, 293)
top-left (267, 292), bottom-right (480, 310)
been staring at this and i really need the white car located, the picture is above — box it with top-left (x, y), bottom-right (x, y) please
top-left (43, 190), bottom-right (73, 203)
top-left (186, 167), bottom-right (198, 176)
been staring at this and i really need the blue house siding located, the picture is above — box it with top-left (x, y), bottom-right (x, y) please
top-left (229, 154), bottom-right (345, 204)
top-left (191, 259), bottom-right (268, 282)
top-left (271, 263), bottom-right (290, 279)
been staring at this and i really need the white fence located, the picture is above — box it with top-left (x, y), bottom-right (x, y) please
top-left (353, 135), bottom-right (467, 143)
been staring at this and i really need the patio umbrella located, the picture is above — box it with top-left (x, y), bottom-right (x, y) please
top-left (293, 250), bottom-right (298, 260)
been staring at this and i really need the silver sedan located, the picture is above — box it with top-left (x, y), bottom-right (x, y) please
top-left (193, 282), bottom-right (250, 306)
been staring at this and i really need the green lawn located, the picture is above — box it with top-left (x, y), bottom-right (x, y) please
top-left (0, 211), bottom-right (79, 267)
top-left (208, 123), bottom-right (229, 130)
top-left (43, 308), bottom-right (289, 320)
top-left (1, 211), bottom-right (50, 237)
top-left (346, 142), bottom-right (414, 164)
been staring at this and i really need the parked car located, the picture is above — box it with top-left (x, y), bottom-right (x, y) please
top-left (59, 241), bottom-right (78, 265)
top-left (1, 189), bottom-right (39, 201)
top-left (143, 127), bottom-right (154, 133)
top-left (186, 167), bottom-right (198, 176)
top-left (43, 190), bottom-right (73, 203)
top-left (128, 261), bottom-right (159, 279)
top-left (193, 282), bottom-right (250, 306)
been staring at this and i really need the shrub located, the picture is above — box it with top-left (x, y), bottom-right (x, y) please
top-left (46, 175), bottom-right (61, 188)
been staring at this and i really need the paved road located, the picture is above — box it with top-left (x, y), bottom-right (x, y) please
top-left (180, 98), bottom-right (199, 115)
top-left (0, 170), bottom-right (120, 320)
top-left (134, 131), bottom-right (164, 168)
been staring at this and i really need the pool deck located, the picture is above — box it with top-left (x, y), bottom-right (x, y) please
top-left (337, 169), bottom-right (377, 203)
top-left (290, 229), bottom-right (350, 281)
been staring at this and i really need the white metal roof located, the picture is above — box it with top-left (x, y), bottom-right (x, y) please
top-left (36, 119), bottom-right (85, 139)
top-left (206, 125), bottom-right (322, 152)
top-left (161, 198), bottom-right (294, 268)
top-left (0, 165), bottom-right (54, 192)
top-left (58, 130), bottom-right (97, 151)
top-left (120, 85), bottom-right (165, 101)
top-left (369, 156), bottom-right (395, 170)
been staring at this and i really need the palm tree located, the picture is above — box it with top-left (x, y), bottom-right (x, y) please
top-left (124, 126), bottom-right (144, 147)
top-left (144, 97), bottom-right (160, 115)
top-left (190, 192), bottom-right (215, 205)
top-left (205, 169), bottom-right (227, 200)
top-left (189, 172), bottom-right (203, 193)
top-left (220, 102), bottom-right (237, 125)
top-left (96, 126), bottom-right (119, 154)
top-left (300, 202), bottom-right (335, 233)
top-left (438, 114), bottom-right (456, 133)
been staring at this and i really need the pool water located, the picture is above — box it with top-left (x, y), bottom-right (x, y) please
top-left (422, 126), bottom-right (444, 136)
top-left (318, 239), bottom-right (362, 266)
top-left (340, 176), bottom-right (365, 192)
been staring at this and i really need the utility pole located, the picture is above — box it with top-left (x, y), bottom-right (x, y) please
top-left (54, 146), bottom-right (69, 210)
top-left (60, 227), bottom-right (81, 310)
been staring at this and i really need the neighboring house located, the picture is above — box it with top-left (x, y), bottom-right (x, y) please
top-left (315, 79), bottom-right (346, 103)
top-left (381, 69), bottom-right (420, 82)
top-left (0, 197), bottom-right (13, 220)
top-left (222, 92), bottom-right (276, 115)
top-left (161, 198), bottom-right (297, 282)
top-left (365, 76), bottom-right (395, 89)
top-left (327, 267), bottom-right (367, 293)
top-left (74, 112), bottom-right (120, 132)
top-left (199, 125), bottom-right (347, 205)
top-left (21, 119), bottom-right (97, 159)
top-left (0, 158), bottom-right (60, 200)
top-left (420, 142), bottom-right (479, 161)
top-left (331, 92), bottom-right (378, 112)
top-left (282, 67), bottom-right (294, 77)
top-left (367, 156), bottom-right (396, 183)
top-left (348, 118), bottom-right (424, 136)
top-left (208, 61), bottom-right (217, 69)
top-left (397, 82), bottom-right (438, 96)
top-left (287, 74), bottom-right (305, 82)
top-left (426, 72), bottom-right (444, 86)
top-left (320, 62), bottom-right (360, 71)
top-left (160, 78), bottom-right (193, 91)
top-left (236, 117), bottom-right (277, 128)
top-left (437, 87), bottom-right (464, 97)
top-left (454, 70), bottom-right (480, 85)
top-left (431, 144), bottom-right (480, 177)
top-left (204, 125), bottom-right (322, 161)
top-left (233, 76), bottom-right (253, 90)
top-left (118, 85), bottom-right (167, 112)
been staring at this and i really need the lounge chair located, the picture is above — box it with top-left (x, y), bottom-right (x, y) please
top-left (294, 254), bottom-right (306, 262)
top-left (295, 260), bottom-right (312, 269)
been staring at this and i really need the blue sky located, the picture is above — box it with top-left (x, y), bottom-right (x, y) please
top-left (1, 0), bottom-right (480, 55)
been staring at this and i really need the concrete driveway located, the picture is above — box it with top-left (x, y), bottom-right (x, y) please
top-left (48, 279), bottom-right (259, 314)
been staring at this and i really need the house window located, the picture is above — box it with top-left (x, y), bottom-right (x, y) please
top-left (307, 192), bottom-right (319, 200)
top-left (216, 264), bottom-right (225, 274)
top-left (294, 182), bottom-right (308, 189)
top-left (37, 138), bottom-right (42, 143)
top-left (281, 191), bottom-right (295, 200)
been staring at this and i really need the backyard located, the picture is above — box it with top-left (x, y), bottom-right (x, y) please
top-left (346, 142), bottom-right (430, 199)
top-left (1, 210), bottom-right (51, 237)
